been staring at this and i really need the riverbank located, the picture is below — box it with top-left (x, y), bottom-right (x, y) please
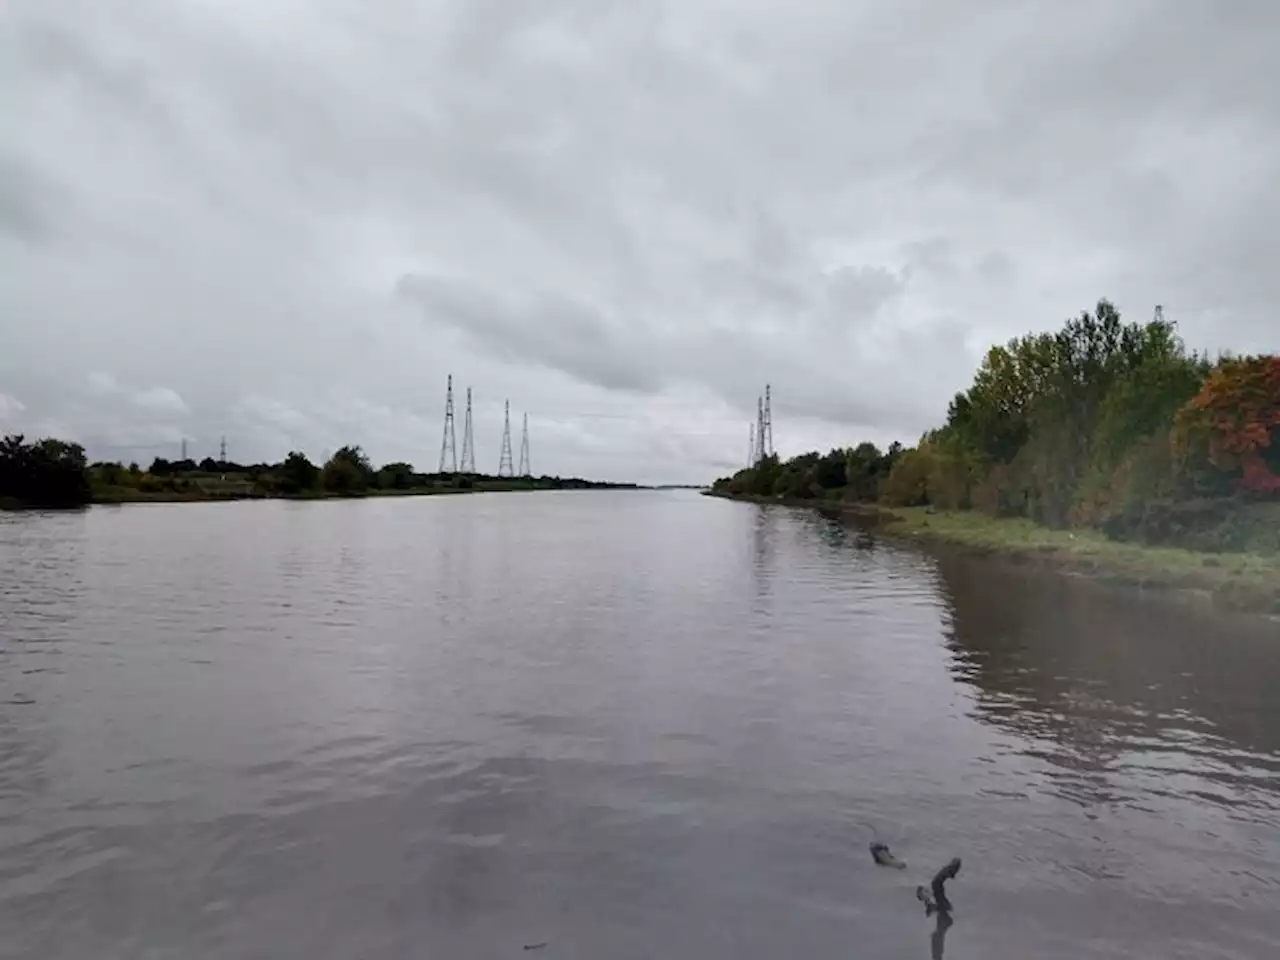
top-left (0, 482), bottom-right (643, 509)
top-left (705, 490), bottom-right (1280, 616)
top-left (88, 485), bottom-right (479, 505)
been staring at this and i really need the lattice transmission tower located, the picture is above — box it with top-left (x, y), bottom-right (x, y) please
top-left (518, 413), bottom-right (530, 477)
top-left (497, 400), bottom-right (515, 477)
top-left (762, 383), bottom-right (773, 458)
top-left (755, 396), bottom-right (765, 462)
top-left (438, 374), bottom-right (457, 473)
top-left (460, 387), bottom-right (476, 473)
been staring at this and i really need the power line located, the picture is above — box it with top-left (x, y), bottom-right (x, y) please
top-left (497, 399), bottom-right (515, 477)
top-left (460, 386), bottom-right (476, 473)
top-left (438, 374), bottom-right (457, 473)
top-left (518, 412), bottom-right (530, 477)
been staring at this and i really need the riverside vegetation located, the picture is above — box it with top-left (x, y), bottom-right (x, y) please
top-left (0, 440), bottom-right (634, 508)
top-left (712, 300), bottom-right (1280, 613)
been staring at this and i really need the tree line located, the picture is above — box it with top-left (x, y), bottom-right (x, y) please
top-left (0, 435), bottom-right (92, 507)
top-left (714, 300), bottom-right (1280, 553)
top-left (1, 440), bottom-right (632, 507)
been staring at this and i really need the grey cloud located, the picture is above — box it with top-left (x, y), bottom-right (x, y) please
top-left (131, 387), bottom-right (189, 416)
top-left (16, 15), bottom-right (157, 112)
top-left (0, 155), bottom-right (65, 242)
top-left (0, 392), bottom-right (25, 423)
top-left (975, 250), bottom-right (1015, 286)
top-left (3, 0), bottom-right (1278, 482)
top-left (399, 260), bottom-right (926, 435)
top-left (824, 266), bottom-right (906, 321)
top-left (397, 273), bottom-right (660, 394)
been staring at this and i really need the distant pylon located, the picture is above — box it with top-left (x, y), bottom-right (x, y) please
top-left (460, 387), bottom-right (476, 473)
top-left (438, 374), bottom-right (457, 473)
top-left (181, 437), bottom-right (187, 461)
top-left (755, 396), bottom-right (765, 462)
top-left (219, 435), bottom-right (227, 462)
top-left (497, 400), bottom-right (515, 477)
top-left (518, 413), bottom-right (530, 477)
top-left (747, 422), bottom-right (755, 468)
top-left (763, 383), bottom-right (773, 458)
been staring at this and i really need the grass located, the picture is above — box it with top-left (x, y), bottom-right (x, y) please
top-left (881, 507), bottom-right (1280, 616)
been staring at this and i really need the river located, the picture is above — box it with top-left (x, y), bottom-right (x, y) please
top-left (1, 492), bottom-right (1277, 959)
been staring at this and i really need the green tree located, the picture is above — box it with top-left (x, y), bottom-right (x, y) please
top-left (844, 442), bottom-right (885, 501)
top-left (279, 451), bottom-right (320, 493)
top-left (0, 434), bottom-right (91, 507)
top-left (376, 461), bottom-right (415, 490)
top-left (812, 448), bottom-right (848, 489)
top-left (881, 445), bottom-right (936, 507)
top-left (322, 445), bottom-right (372, 494)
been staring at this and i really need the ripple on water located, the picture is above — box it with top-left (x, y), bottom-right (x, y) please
top-left (0, 496), bottom-right (1277, 959)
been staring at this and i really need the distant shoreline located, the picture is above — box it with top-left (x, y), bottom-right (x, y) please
top-left (2, 483), bottom-right (707, 511)
top-left (703, 490), bottom-right (1280, 617)
top-left (87, 482), bottom-right (646, 506)
top-left (89, 486), bottom-right (475, 505)
top-left (0, 482), bottom-right (650, 511)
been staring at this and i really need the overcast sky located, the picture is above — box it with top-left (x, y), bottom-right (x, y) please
top-left (3, 1), bottom-right (1277, 483)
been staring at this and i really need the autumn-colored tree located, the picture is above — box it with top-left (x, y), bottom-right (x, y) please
top-left (1173, 355), bottom-right (1280, 496)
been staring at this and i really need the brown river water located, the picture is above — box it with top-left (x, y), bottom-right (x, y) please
top-left (1, 491), bottom-right (1277, 959)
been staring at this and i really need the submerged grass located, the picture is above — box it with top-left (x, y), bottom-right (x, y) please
top-left (706, 490), bottom-right (1280, 616)
top-left (880, 507), bottom-right (1280, 616)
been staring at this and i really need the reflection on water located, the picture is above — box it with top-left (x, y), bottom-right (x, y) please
top-left (939, 553), bottom-right (1280, 821)
top-left (931, 911), bottom-right (953, 960)
top-left (0, 496), bottom-right (1277, 960)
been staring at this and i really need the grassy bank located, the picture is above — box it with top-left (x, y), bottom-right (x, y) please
top-left (706, 490), bottom-right (1280, 615)
top-left (703, 487), bottom-right (879, 515)
top-left (882, 507), bottom-right (1280, 615)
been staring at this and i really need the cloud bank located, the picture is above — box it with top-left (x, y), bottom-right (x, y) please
top-left (3, 0), bottom-right (1277, 482)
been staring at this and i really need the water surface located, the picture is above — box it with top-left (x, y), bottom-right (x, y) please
top-left (1, 492), bottom-right (1277, 958)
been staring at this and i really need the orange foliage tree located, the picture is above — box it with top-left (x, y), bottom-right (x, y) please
top-left (1172, 355), bottom-right (1280, 496)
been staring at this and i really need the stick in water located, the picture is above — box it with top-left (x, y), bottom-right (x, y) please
top-left (931, 855), bottom-right (962, 916)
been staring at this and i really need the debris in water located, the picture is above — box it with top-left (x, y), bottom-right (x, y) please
top-left (916, 884), bottom-right (936, 914)
top-left (869, 841), bottom-right (907, 869)
top-left (918, 857), bottom-right (962, 916)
